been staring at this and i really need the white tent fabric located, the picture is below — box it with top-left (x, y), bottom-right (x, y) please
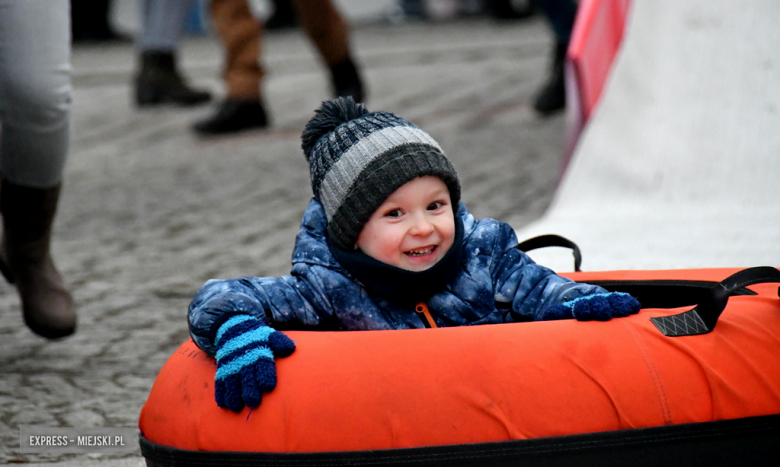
top-left (515, 0), bottom-right (780, 272)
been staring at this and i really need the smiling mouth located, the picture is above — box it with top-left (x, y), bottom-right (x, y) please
top-left (405, 246), bottom-right (437, 257)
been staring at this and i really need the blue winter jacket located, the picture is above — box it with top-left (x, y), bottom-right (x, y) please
top-left (188, 199), bottom-right (607, 357)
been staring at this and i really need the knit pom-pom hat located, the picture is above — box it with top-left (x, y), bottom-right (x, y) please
top-left (301, 97), bottom-right (461, 250)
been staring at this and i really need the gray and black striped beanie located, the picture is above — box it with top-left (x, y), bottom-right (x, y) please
top-left (301, 97), bottom-right (460, 251)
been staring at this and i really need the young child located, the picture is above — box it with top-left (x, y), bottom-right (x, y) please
top-left (188, 97), bottom-right (640, 412)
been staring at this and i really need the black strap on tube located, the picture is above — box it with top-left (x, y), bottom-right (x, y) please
top-left (516, 234), bottom-right (583, 272)
top-left (651, 266), bottom-right (780, 337)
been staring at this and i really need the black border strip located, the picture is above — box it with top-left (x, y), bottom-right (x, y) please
top-left (140, 413), bottom-right (780, 467)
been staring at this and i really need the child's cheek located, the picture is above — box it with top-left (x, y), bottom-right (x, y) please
top-left (379, 229), bottom-right (404, 260)
top-left (371, 226), bottom-right (405, 266)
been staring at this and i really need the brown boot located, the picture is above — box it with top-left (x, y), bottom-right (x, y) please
top-left (0, 180), bottom-right (76, 339)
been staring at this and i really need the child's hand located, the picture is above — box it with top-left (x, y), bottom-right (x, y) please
top-left (213, 315), bottom-right (296, 412)
top-left (541, 292), bottom-right (641, 321)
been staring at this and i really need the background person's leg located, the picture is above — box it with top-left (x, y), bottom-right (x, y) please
top-left (135, 0), bottom-right (212, 107)
top-left (210, 0), bottom-right (264, 100)
top-left (292, 0), bottom-right (365, 103)
top-left (0, 0), bottom-right (76, 338)
top-left (531, 0), bottom-right (577, 115)
top-left (193, 0), bottom-right (268, 135)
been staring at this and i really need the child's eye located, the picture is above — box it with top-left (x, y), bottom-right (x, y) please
top-left (427, 201), bottom-right (444, 211)
top-left (384, 209), bottom-right (403, 218)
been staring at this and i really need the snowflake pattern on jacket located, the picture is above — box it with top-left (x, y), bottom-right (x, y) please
top-left (188, 199), bottom-right (608, 357)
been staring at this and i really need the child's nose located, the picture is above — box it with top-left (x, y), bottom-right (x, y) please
top-left (410, 212), bottom-right (435, 236)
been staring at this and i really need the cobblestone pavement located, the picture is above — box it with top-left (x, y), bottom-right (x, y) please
top-left (0, 17), bottom-right (566, 464)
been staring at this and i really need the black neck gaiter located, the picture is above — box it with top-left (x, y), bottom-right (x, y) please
top-left (328, 216), bottom-right (464, 307)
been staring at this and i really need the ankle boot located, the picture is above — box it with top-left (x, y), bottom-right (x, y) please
top-left (0, 180), bottom-right (76, 339)
top-left (135, 51), bottom-right (212, 107)
top-left (192, 98), bottom-right (270, 136)
top-left (533, 42), bottom-right (567, 116)
top-left (330, 57), bottom-right (365, 104)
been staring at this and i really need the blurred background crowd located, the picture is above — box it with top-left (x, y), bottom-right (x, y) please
top-left (0, 0), bottom-right (573, 341)
top-left (1, 1), bottom-right (575, 463)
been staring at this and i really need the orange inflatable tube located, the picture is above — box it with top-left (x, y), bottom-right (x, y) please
top-left (139, 268), bottom-right (780, 466)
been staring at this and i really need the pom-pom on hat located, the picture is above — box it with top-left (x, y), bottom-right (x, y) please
top-left (302, 97), bottom-right (461, 251)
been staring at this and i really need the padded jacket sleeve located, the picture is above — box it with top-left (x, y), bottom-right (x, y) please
top-left (188, 272), bottom-right (335, 357)
top-left (490, 222), bottom-right (607, 322)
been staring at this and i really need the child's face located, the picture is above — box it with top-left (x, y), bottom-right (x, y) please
top-left (356, 176), bottom-right (455, 272)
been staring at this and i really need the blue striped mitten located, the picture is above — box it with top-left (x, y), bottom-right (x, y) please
top-left (541, 292), bottom-right (641, 321)
top-left (213, 315), bottom-right (296, 412)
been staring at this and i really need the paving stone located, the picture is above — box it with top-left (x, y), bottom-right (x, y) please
top-left (59, 409), bottom-right (107, 429)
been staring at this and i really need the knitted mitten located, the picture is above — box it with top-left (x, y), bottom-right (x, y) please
top-left (213, 315), bottom-right (296, 412)
top-left (541, 292), bottom-right (641, 321)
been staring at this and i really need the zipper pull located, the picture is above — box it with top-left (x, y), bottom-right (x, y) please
top-left (415, 302), bottom-right (438, 328)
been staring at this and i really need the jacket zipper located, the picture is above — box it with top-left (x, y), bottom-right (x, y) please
top-left (415, 302), bottom-right (437, 328)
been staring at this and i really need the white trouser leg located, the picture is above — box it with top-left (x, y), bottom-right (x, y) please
top-left (0, 0), bottom-right (72, 188)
